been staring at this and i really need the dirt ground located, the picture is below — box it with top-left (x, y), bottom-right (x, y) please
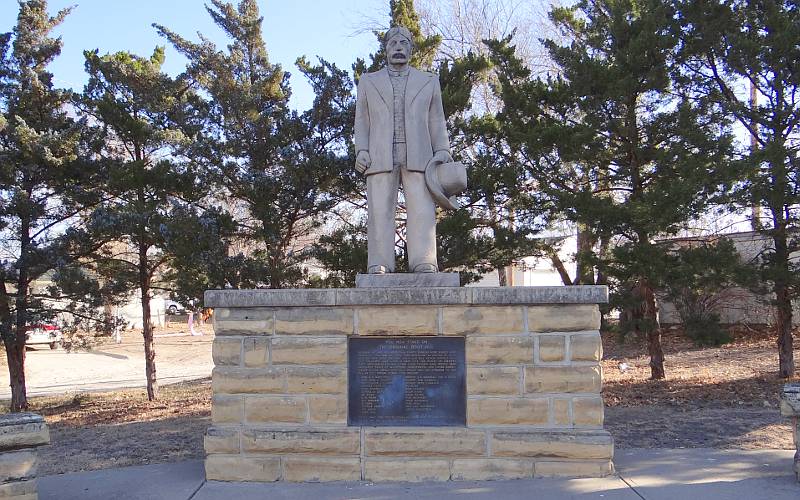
top-left (603, 326), bottom-right (799, 449)
top-left (3, 323), bottom-right (799, 476)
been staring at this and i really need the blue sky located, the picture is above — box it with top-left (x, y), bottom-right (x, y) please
top-left (1, 0), bottom-right (388, 110)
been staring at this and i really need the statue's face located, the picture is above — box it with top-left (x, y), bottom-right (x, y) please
top-left (386, 34), bottom-right (412, 66)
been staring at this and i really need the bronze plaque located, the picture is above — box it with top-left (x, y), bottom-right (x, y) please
top-left (348, 336), bottom-right (466, 426)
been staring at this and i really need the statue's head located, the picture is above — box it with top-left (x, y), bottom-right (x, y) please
top-left (384, 26), bottom-right (413, 67)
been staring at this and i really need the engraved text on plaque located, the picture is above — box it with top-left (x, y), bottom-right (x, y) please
top-left (348, 337), bottom-right (466, 426)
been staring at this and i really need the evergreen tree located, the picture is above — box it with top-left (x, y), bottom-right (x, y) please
top-left (678, 0), bottom-right (800, 377)
top-left (156, 0), bottom-right (344, 289)
top-left (79, 47), bottom-right (202, 400)
top-left (0, 0), bottom-right (105, 411)
top-left (487, 0), bottom-right (734, 378)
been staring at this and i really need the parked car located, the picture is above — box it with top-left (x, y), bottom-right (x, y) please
top-left (164, 300), bottom-right (186, 315)
top-left (25, 324), bottom-right (63, 349)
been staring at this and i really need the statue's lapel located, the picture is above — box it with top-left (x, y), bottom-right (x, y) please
top-left (371, 68), bottom-right (393, 111)
top-left (406, 68), bottom-right (432, 108)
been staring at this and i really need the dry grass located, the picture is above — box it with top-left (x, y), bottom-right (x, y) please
top-left (602, 326), bottom-right (799, 449)
top-left (1, 380), bottom-right (212, 475)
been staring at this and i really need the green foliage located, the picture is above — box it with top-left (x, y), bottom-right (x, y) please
top-left (157, 0), bottom-right (347, 289)
top-left (0, 0), bottom-right (113, 410)
top-left (80, 45), bottom-right (202, 304)
top-left (661, 238), bottom-right (754, 346)
top-left (678, 0), bottom-right (800, 374)
top-left (487, 0), bottom-right (734, 284)
top-left (0, 0), bottom-right (104, 329)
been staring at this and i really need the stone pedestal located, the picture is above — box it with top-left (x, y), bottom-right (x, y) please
top-left (781, 383), bottom-right (800, 481)
top-left (0, 413), bottom-right (50, 498)
top-left (204, 285), bottom-right (613, 482)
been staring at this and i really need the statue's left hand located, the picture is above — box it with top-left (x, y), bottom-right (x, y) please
top-left (433, 150), bottom-right (453, 165)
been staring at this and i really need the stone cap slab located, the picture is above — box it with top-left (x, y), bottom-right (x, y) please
top-left (781, 383), bottom-right (800, 416)
top-left (205, 285), bottom-right (608, 308)
top-left (0, 413), bottom-right (49, 450)
top-left (356, 273), bottom-right (460, 288)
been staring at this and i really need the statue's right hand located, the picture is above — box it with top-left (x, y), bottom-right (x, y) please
top-left (355, 150), bottom-right (371, 174)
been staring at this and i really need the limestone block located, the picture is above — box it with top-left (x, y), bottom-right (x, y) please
top-left (553, 399), bottom-right (570, 426)
top-left (211, 395), bottom-right (243, 424)
top-left (468, 398), bottom-right (548, 426)
top-left (217, 308), bottom-right (274, 321)
top-left (212, 337), bottom-right (242, 366)
top-left (466, 336), bottom-right (533, 365)
top-left (570, 333), bottom-right (603, 362)
top-left (572, 397), bottom-right (604, 427)
top-left (204, 427), bottom-right (239, 454)
top-left (451, 459), bottom-right (533, 481)
top-left (336, 287), bottom-right (470, 306)
top-left (214, 318), bottom-right (273, 336)
top-left (0, 479), bottom-right (36, 498)
top-left (271, 337), bottom-right (347, 365)
top-left (274, 307), bottom-right (353, 335)
top-left (285, 367), bottom-right (346, 394)
top-left (535, 460), bottom-right (613, 477)
top-left (491, 431), bottom-right (613, 460)
top-left (471, 286), bottom-right (607, 305)
top-left (364, 429), bottom-right (485, 457)
top-left (364, 459), bottom-right (450, 482)
top-left (441, 306), bottom-right (524, 335)
top-left (0, 450), bottom-right (36, 482)
top-left (527, 305), bottom-right (601, 333)
top-left (206, 289), bottom-right (336, 308)
top-left (213, 307), bottom-right (230, 319)
top-left (283, 457), bottom-right (361, 482)
top-left (244, 396), bottom-right (307, 424)
top-left (205, 455), bottom-right (281, 482)
top-left (524, 366), bottom-right (601, 394)
top-left (356, 306), bottom-right (437, 335)
top-left (0, 415), bottom-right (49, 449)
top-left (466, 367), bottom-right (520, 395)
top-left (243, 338), bottom-right (268, 368)
top-left (240, 429), bottom-right (360, 455)
top-left (308, 396), bottom-right (347, 424)
top-left (212, 367), bottom-right (284, 394)
top-left (538, 335), bottom-right (566, 362)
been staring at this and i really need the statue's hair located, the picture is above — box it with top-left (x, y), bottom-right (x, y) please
top-left (384, 26), bottom-right (413, 47)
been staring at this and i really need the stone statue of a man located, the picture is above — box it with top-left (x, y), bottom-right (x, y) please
top-left (354, 26), bottom-right (455, 274)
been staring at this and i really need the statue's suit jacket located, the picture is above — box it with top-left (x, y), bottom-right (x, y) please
top-left (354, 67), bottom-right (450, 175)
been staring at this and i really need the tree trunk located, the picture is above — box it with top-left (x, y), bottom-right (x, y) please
top-left (769, 201), bottom-right (795, 377)
top-left (574, 226), bottom-right (595, 285)
top-left (498, 267), bottom-right (508, 286)
top-left (775, 283), bottom-right (795, 378)
top-left (548, 249), bottom-right (573, 286)
top-left (9, 204), bottom-right (32, 412)
top-left (139, 243), bottom-right (158, 401)
top-left (631, 278), bottom-right (665, 379)
top-left (4, 339), bottom-right (27, 412)
top-left (647, 329), bottom-right (666, 380)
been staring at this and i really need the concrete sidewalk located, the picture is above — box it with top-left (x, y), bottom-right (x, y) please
top-left (38, 448), bottom-right (798, 500)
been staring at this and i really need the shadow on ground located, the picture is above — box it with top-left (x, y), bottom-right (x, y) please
top-left (39, 415), bottom-right (209, 475)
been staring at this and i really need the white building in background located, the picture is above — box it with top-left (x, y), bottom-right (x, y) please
top-left (469, 235), bottom-right (577, 288)
top-left (113, 292), bottom-right (168, 330)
